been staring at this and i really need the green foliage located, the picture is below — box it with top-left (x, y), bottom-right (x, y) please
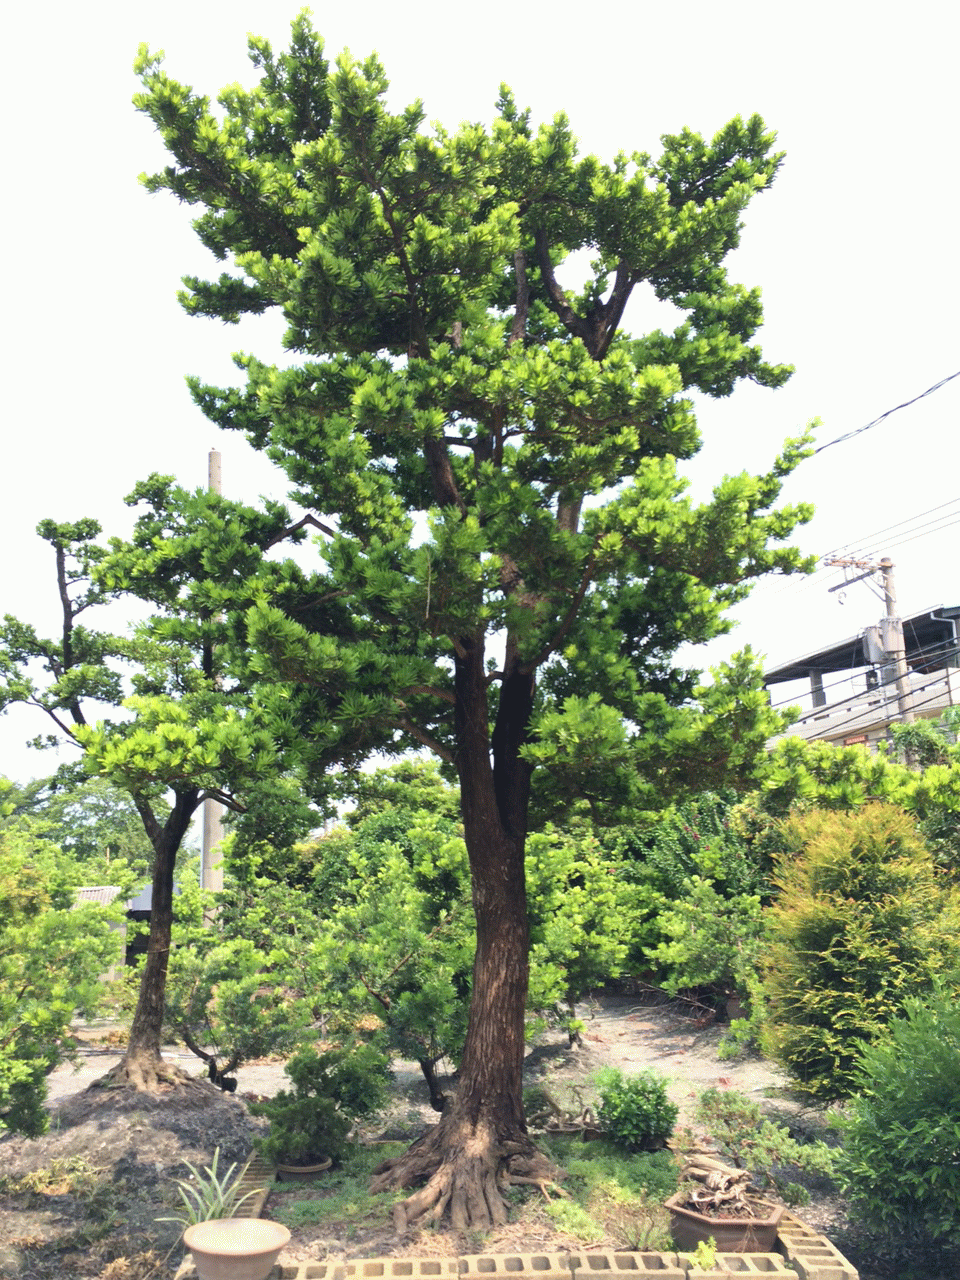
top-left (157, 1149), bottom-right (258, 1226)
top-left (344, 759), bottom-right (460, 827)
top-left (22, 776), bottom-right (157, 883)
top-left (615, 792), bottom-right (769, 1008)
top-left (539, 1136), bottom-right (677, 1247)
top-left (891, 707), bottom-right (960, 769)
top-left (270, 1143), bottom-right (407, 1230)
top-left (553, 1140), bottom-right (679, 1202)
top-left (595, 1067), bottom-right (678, 1151)
top-left (252, 1044), bottom-right (389, 1166)
top-left (525, 825), bottom-right (638, 1027)
top-left (629, 792), bottom-right (768, 901)
top-left (304, 800), bottom-right (648, 1086)
top-left (748, 732), bottom-right (960, 873)
top-left (0, 824), bottom-right (122, 1135)
top-left (650, 876), bottom-right (764, 1009)
top-left (686, 1239), bottom-right (718, 1272)
top-left (302, 810), bottom-right (474, 1088)
top-left (133, 13), bottom-right (816, 839)
top-left (0, 493), bottom-right (329, 1068)
top-left (165, 895), bottom-right (312, 1078)
top-left (834, 986), bottom-right (960, 1247)
top-left (761, 804), bottom-right (960, 1098)
top-left (759, 738), bottom-right (913, 817)
top-left (694, 1088), bottom-right (833, 1188)
top-left (133, 21), bottom-right (818, 1176)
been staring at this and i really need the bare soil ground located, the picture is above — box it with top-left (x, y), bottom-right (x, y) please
top-left (0, 995), bottom-right (890, 1280)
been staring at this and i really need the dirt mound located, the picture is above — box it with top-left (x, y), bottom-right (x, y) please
top-left (0, 1082), bottom-right (268, 1280)
top-left (2, 1080), bottom-right (266, 1180)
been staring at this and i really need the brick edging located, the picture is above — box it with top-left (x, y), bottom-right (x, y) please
top-left (174, 1196), bottom-right (860, 1280)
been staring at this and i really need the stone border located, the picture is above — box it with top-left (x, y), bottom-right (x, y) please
top-left (174, 1177), bottom-right (860, 1280)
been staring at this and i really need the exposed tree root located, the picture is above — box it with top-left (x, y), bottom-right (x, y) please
top-left (371, 1119), bottom-right (563, 1232)
top-left (93, 1052), bottom-right (194, 1094)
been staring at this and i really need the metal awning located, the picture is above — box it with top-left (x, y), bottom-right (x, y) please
top-left (764, 604), bottom-right (960, 686)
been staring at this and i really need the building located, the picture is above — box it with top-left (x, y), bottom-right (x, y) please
top-left (74, 882), bottom-right (174, 977)
top-left (764, 603), bottom-right (960, 750)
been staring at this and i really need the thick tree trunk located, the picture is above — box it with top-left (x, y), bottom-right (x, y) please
top-left (97, 791), bottom-right (198, 1092)
top-left (372, 638), bottom-right (558, 1227)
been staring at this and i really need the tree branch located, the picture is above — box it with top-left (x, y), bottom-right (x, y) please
top-left (521, 547), bottom-right (597, 674)
top-left (509, 249), bottom-right (530, 348)
top-left (131, 793), bottom-right (163, 846)
top-left (269, 513), bottom-right (338, 547)
top-left (396, 685), bottom-right (457, 706)
top-left (394, 715), bottom-right (455, 764)
top-left (28, 700), bottom-right (83, 743)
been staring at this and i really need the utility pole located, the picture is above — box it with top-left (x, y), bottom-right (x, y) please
top-left (879, 557), bottom-right (915, 724)
top-left (201, 448), bottom-right (225, 893)
top-left (825, 554), bottom-right (915, 724)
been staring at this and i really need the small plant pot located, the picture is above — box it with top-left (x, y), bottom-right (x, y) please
top-left (183, 1217), bottom-right (290, 1280)
top-left (665, 1192), bottom-right (783, 1253)
top-left (274, 1156), bottom-right (333, 1182)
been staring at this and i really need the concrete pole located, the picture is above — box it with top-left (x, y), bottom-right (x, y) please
top-left (202, 449), bottom-right (225, 894)
top-left (880, 557), bottom-right (915, 724)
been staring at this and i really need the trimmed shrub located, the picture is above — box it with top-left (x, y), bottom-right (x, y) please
top-left (595, 1067), bottom-right (678, 1151)
top-left (252, 1043), bottom-right (389, 1166)
top-left (761, 804), bottom-right (960, 1098)
top-left (835, 986), bottom-right (960, 1247)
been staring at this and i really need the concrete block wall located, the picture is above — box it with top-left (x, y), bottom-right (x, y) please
top-left (174, 1209), bottom-right (862, 1280)
top-left (776, 1210), bottom-right (860, 1280)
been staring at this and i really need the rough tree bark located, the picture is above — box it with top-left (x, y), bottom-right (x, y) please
top-left (97, 789), bottom-right (199, 1092)
top-left (371, 639), bottom-right (557, 1229)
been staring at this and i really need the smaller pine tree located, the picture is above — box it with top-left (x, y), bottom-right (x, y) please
top-left (761, 803), bottom-right (960, 1098)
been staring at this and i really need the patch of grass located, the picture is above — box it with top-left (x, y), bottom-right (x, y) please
top-left (543, 1134), bottom-right (678, 1200)
top-left (269, 1143), bottom-right (407, 1231)
top-left (543, 1199), bottom-right (603, 1241)
top-left (267, 1136), bottom-right (679, 1253)
top-left (0, 1155), bottom-right (102, 1197)
top-left (535, 1135), bottom-right (678, 1251)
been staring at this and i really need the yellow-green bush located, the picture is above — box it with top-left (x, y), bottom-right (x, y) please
top-left (761, 804), bottom-right (960, 1098)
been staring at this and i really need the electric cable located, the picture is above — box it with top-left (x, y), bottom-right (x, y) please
top-left (779, 673), bottom-right (958, 734)
top-left (765, 635), bottom-right (960, 712)
top-left (812, 371), bottom-right (960, 455)
top-left (834, 498), bottom-right (960, 556)
top-left (751, 502), bottom-right (960, 601)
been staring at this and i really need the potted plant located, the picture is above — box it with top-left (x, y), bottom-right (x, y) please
top-left (251, 1042), bottom-right (389, 1179)
top-left (157, 1148), bottom-right (290, 1280)
top-left (666, 1153), bottom-right (783, 1253)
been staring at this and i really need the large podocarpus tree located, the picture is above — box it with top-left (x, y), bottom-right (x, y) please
top-left (135, 15), bottom-right (813, 1227)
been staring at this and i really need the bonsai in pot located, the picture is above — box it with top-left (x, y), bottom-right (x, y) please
top-left (252, 1042), bottom-right (389, 1177)
top-left (666, 1153), bottom-right (783, 1253)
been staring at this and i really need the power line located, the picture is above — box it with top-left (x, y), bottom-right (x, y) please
top-left (879, 513), bottom-right (960, 554)
top-left (765, 634), bottom-right (960, 712)
top-left (813, 371), bottom-right (960, 455)
top-left (835, 498), bottom-right (960, 556)
top-left (781, 666), bottom-right (958, 730)
top-left (749, 502), bottom-right (960, 601)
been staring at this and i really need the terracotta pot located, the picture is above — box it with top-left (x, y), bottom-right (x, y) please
top-left (665, 1192), bottom-right (783, 1253)
top-left (182, 1217), bottom-right (290, 1280)
top-left (274, 1156), bottom-right (333, 1182)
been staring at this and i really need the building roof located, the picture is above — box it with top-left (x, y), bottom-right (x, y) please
top-left (76, 883), bottom-right (180, 911)
top-left (764, 604), bottom-right (960, 685)
top-left (75, 885), bottom-right (125, 907)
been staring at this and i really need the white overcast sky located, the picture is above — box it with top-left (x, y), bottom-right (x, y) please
top-left (1, 0), bottom-right (958, 782)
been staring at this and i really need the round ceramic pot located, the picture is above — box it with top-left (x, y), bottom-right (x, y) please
top-left (665, 1192), bottom-right (783, 1253)
top-left (183, 1216), bottom-right (290, 1280)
